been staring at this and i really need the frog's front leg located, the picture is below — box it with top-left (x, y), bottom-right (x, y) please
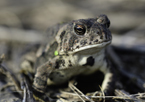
top-left (101, 68), bottom-right (114, 95)
top-left (32, 60), bottom-right (55, 101)
top-left (94, 67), bottom-right (114, 96)
top-left (33, 62), bottom-right (52, 92)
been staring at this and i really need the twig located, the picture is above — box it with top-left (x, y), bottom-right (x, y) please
top-left (22, 78), bottom-right (35, 102)
top-left (59, 90), bottom-right (145, 101)
top-left (0, 82), bottom-right (14, 91)
top-left (99, 86), bottom-right (105, 102)
top-left (0, 64), bottom-right (22, 91)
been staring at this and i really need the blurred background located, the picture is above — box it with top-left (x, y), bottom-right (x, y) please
top-left (0, 0), bottom-right (145, 31)
top-left (0, 0), bottom-right (145, 74)
top-left (0, 0), bottom-right (145, 44)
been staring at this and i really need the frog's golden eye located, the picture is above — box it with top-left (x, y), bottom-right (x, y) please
top-left (74, 24), bottom-right (86, 35)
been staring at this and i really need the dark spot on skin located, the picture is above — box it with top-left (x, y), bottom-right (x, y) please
top-left (69, 60), bottom-right (71, 63)
top-left (49, 63), bottom-right (52, 66)
top-left (59, 42), bottom-right (62, 50)
top-left (56, 72), bottom-right (60, 75)
top-left (55, 60), bottom-right (60, 69)
top-left (80, 39), bottom-right (87, 46)
top-left (94, 39), bottom-right (98, 42)
top-left (69, 60), bottom-right (72, 67)
top-left (49, 77), bottom-right (53, 81)
top-left (97, 30), bottom-right (100, 34)
top-left (69, 64), bottom-right (72, 67)
top-left (76, 46), bottom-right (79, 48)
top-left (89, 42), bottom-right (92, 45)
top-left (61, 59), bottom-right (65, 66)
top-left (60, 74), bottom-right (64, 77)
top-left (69, 35), bottom-right (77, 48)
top-left (75, 39), bottom-right (79, 43)
top-left (100, 35), bottom-right (103, 39)
top-left (60, 46), bottom-right (62, 50)
top-left (60, 31), bottom-right (66, 41)
top-left (55, 72), bottom-right (64, 77)
top-left (55, 59), bottom-right (65, 68)
top-left (90, 36), bottom-right (94, 41)
top-left (64, 39), bottom-right (67, 44)
top-left (83, 56), bottom-right (95, 66)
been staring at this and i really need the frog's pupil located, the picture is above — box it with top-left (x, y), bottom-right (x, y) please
top-left (77, 27), bottom-right (83, 31)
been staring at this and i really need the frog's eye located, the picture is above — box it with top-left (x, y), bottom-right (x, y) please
top-left (74, 24), bottom-right (86, 35)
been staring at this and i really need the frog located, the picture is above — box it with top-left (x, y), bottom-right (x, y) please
top-left (21, 14), bottom-right (114, 101)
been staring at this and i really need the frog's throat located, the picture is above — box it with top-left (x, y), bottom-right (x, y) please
top-left (72, 40), bottom-right (111, 54)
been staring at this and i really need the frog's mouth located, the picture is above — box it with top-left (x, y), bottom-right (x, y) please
top-left (72, 40), bottom-right (111, 54)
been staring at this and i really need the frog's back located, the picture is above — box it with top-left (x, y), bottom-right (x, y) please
top-left (35, 23), bottom-right (66, 68)
top-left (43, 23), bottom-right (66, 44)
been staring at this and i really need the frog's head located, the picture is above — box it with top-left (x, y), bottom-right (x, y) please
top-left (56, 14), bottom-right (112, 55)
